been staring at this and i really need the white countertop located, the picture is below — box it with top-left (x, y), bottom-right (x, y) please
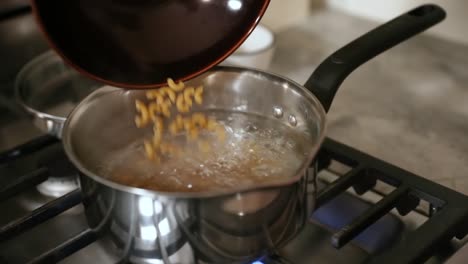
top-left (269, 9), bottom-right (468, 195)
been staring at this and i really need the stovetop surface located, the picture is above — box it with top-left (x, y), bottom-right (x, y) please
top-left (0, 142), bottom-right (404, 264)
top-left (0, 136), bottom-right (466, 264)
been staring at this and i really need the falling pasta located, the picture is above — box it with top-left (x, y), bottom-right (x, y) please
top-left (134, 78), bottom-right (226, 161)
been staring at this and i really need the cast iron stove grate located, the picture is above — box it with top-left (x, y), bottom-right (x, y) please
top-left (0, 135), bottom-right (467, 264)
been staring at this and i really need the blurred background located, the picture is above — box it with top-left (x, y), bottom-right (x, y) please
top-left (262, 0), bottom-right (468, 46)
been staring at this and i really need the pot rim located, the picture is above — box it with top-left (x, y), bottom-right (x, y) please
top-left (62, 66), bottom-right (328, 198)
top-left (15, 50), bottom-right (68, 123)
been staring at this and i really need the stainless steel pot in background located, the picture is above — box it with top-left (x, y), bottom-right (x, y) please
top-left (62, 5), bottom-right (445, 264)
top-left (15, 51), bottom-right (101, 138)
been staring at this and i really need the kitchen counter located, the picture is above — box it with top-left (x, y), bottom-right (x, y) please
top-left (269, 8), bottom-right (468, 195)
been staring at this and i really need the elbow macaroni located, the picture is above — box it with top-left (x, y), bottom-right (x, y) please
top-left (135, 100), bottom-right (150, 128)
top-left (135, 78), bottom-right (226, 161)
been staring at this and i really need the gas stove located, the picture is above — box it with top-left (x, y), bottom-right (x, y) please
top-left (0, 135), bottom-right (467, 264)
top-left (0, 4), bottom-right (467, 264)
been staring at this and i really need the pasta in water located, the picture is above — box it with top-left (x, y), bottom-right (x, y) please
top-left (106, 110), bottom-right (312, 192)
top-left (106, 78), bottom-right (312, 193)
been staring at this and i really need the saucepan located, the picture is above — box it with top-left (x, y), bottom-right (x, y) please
top-left (15, 51), bottom-right (101, 138)
top-left (62, 5), bottom-right (445, 264)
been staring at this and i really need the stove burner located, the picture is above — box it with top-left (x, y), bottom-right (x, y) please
top-left (35, 143), bottom-right (79, 197)
top-left (36, 175), bottom-right (78, 198)
top-left (0, 136), bottom-right (467, 264)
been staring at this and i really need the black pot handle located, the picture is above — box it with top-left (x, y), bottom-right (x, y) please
top-left (304, 4), bottom-right (446, 112)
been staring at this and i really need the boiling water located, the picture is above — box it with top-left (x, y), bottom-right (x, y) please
top-left (103, 111), bottom-right (317, 193)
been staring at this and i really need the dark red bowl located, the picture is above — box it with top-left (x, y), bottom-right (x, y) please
top-left (31, 0), bottom-right (270, 89)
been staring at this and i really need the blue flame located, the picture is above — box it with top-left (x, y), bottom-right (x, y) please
top-left (252, 261), bottom-right (264, 264)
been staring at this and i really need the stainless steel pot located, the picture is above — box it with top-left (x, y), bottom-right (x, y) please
top-left (15, 50), bottom-right (101, 138)
top-left (62, 5), bottom-right (445, 264)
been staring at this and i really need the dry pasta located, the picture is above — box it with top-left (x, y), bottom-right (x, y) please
top-left (183, 87), bottom-right (194, 107)
top-left (160, 100), bottom-right (172, 117)
top-left (135, 100), bottom-right (149, 128)
top-left (160, 87), bottom-right (176, 103)
top-left (135, 78), bottom-right (226, 161)
top-left (143, 140), bottom-right (155, 160)
top-left (176, 93), bottom-right (190, 113)
top-left (168, 78), bottom-right (185, 91)
top-left (194, 86), bottom-right (203, 105)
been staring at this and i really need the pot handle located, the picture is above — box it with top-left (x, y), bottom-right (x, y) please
top-left (304, 4), bottom-right (446, 112)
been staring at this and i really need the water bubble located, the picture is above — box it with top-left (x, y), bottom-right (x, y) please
top-left (288, 115), bottom-right (297, 126)
top-left (273, 107), bottom-right (283, 118)
top-left (252, 164), bottom-right (271, 177)
top-left (105, 111), bottom-right (312, 193)
top-left (168, 176), bottom-right (182, 185)
top-left (245, 124), bottom-right (258, 132)
top-left (225, 125), bottom-right (234, 134)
